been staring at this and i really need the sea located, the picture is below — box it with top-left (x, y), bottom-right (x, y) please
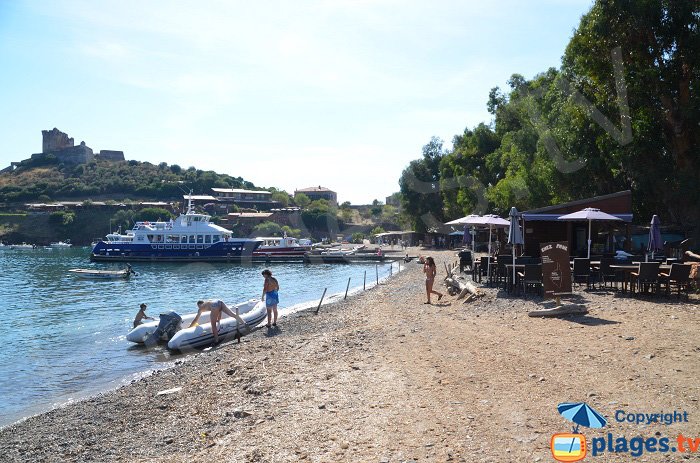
top-left (0, 246), bottom-right (400, 427)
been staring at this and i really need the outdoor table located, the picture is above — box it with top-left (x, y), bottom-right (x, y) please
top-left (609, 264), bottom-right (671, 293)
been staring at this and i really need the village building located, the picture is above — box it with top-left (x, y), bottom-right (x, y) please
top-left (295, 186), bottom-right (337, 206)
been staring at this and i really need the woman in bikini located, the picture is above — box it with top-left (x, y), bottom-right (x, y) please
top-left (261, 269), bottom-right (280, 328)
top-left (189, 299), bottom-right (247, 344)
top-left (423, 256), bottom-right (444, 304)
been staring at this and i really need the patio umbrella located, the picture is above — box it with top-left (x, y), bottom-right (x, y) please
top-left (507, 207), bottom-right (524, 287)
top-left (557, 208), bottom-right (622, 259)
top-left (462, 225), bottom-right (472, 247)
top-left (647, 215), bottom-right (663, 260)
top-left (445, 214), bottom-right (481, 225)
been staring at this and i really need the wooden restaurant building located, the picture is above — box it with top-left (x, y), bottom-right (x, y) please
top-left (520, 190), bottom-right (633, 257)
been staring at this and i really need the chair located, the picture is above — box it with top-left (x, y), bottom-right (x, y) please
top-left (630, 262), bottom-right (661, 295)
top-left (479, 256), bottom-right (490, 279)
top-left (572, 258), bottom-right (593, 289)
top-left (659, 264), bottom-right (692, 298)
top-left (518, 264), bottom-right (543, 297)
top-left (458, 250), bottom-right (473, 273)
top-left (495, 255), bottom-right (512, 287)
top-left (599, 257), bottom-right (620, 290)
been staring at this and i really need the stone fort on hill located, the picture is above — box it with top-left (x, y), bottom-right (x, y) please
top-left (24, 128), bottom-right (125, 166)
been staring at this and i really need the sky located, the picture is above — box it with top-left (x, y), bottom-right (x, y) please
top-left (0, 0), bottom-right (594, 205)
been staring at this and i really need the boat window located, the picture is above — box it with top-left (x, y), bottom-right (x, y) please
top-left (181, 235), bottom-right (187, 243)
top-left (167, 235), bottom-right (179, 243)
top-left (205, 235), bottom-right (211, 244)
top-left (197, 235), bottom-right (204, 244)
top-left (137, 236), bottom-right (145, 241)
top-left (189, 235), bottom-right (196, 243)
top-left (147, 234), bottom-right (154, 242)
top-left (213, 235), bottom-right (220, 243)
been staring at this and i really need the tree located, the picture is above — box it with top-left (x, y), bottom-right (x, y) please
top-left (562, 0), bottom-right (699, 228)
top-left (294, 192), bottom-right (311, 209)
top-left (271, 191), bottom-right (289, 207)
top-left (398, 136), bottom-right (449, 232)
top-left (351, 232), bottom-right (365, 244)
top-left (136, 207), bottom-right (174, 222)
top-left (381, 204), bottom-right (397, 222)
top-left (253, 221), bottom-right (283, 236)
top-left (111, 209), bottom-right (136, 231)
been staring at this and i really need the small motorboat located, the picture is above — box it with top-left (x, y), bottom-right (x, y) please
top-left (126, 299), bottom-right (267, 350)
top-left (50, 240), bottom-right (72, 248)
top-left (69, 265), bottom-right (136, 279)
top-left (11, 243), bottom-right (35, 250)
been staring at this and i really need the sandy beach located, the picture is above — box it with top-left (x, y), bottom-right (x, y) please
top-left (1, 248), bottom-right (699, 462)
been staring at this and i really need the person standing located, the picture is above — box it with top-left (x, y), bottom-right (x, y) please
top-left (423, 256), bottom-right (444, 304)
top-left (261, 269), bottom-right (280, 328)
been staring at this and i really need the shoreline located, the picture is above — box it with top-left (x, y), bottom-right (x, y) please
top-left (0, 259), bottom-right (406, 431)
top-left (1, 249), bottom-right (698, 462)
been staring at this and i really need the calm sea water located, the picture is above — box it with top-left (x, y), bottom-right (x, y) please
top-left (0, 247), bottom-right (398, 427)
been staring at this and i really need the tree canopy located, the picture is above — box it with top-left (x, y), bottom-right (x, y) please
top-left (399, 0), bottom-right (699, 233)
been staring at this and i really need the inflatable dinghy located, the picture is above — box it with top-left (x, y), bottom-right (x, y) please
top-left (126, 299), bottom-right (267, 349)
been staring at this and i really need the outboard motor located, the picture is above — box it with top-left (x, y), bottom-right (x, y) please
top-left (145, 311), bottom-right (183, 347)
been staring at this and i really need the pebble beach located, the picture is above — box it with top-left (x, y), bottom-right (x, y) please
top-left (1, 248), bottom-right (699, 462)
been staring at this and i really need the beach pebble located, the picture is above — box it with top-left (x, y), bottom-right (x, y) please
top-left (231, 408), bottom-right (252, 418)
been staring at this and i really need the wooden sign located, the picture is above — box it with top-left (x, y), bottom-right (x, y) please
top-left (540, 241), bottom-right (572, 298)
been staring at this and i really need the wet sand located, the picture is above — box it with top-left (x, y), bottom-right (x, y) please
top-left (1, 249), bottom-right (699, 462)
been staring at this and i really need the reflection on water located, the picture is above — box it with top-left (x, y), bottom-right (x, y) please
top-left (0, 247), bottom-right (397, 426)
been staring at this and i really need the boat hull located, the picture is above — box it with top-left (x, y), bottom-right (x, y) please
top-left (168, 300), bottom-right (267, 350)
top-left (90, 240), bottom-right (261, 262)
top-left (69, 269), bottom-right (131, 279)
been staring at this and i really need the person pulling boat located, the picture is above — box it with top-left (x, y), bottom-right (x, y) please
top-left (189, 300), bottom-right (248, 344)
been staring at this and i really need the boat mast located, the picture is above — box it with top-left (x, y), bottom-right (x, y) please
top-left (186, 190), bottom-right (194, 214)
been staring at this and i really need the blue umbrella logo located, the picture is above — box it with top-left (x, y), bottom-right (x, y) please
top-left (557, 402), bottom-right (607, 456)
top-left (558, 402), bottom-right (607, 432)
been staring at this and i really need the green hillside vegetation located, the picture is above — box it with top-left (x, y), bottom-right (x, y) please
top-left (0, 156), bottom-right (260, 202)
top-left (400, 0), bottom-right (698, 235)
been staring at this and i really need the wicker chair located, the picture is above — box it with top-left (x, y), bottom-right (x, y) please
top-left (659, 264), bottom-right (692, 298)
top-left (630, 262), bottom-right (661, 295)
top-left (518, 264), bottom-right (543, 297)
top-left (572, 258), bottom-right (593, 289)
top-left (599, 257), bottom-right (621, 290)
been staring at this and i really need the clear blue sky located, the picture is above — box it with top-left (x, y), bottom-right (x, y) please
top-left (0, 0), bottom-right (593, 205)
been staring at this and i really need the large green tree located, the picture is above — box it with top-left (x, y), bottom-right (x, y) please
top-left (399, 137), bottom-right (446, 232)
top-left (562, 0), bottom-right (699, 226)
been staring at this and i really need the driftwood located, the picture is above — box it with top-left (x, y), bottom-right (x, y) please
top-left (445, 264), bottom-right (481, 303)
top-left (527, 304), bottom-right (588, 318)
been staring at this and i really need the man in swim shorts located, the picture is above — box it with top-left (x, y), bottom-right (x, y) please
top-left (261, 269), bottom-right (280, 328)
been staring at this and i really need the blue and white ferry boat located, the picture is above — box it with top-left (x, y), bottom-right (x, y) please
top-left (90, 196), bottom-right (262, 262)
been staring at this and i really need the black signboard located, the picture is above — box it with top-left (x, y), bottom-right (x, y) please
top-left (540, 241), bottom-right (572, 298)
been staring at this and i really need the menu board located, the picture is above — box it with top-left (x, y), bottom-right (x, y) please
top-left (540, 241), bottom-right (572, 298)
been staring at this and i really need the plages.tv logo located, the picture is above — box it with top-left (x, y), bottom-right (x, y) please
top-left (551, 402), bottom-right (607, 462)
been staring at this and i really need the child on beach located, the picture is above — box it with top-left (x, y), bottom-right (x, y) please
top-left (423, 256), bottom-right (444, 304)
top-left (133, 303), bottom-right (155, 328)
top-left (261, 269), bottom-right (279, 328)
